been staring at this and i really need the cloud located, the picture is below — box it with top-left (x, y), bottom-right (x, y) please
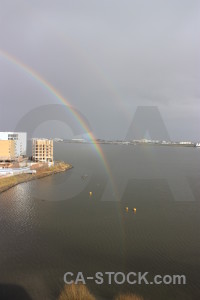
top-left (0, 0), bottom-right (200, 139)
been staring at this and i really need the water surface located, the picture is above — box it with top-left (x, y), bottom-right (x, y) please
top-left (0, 143), bottom-right (200, 300)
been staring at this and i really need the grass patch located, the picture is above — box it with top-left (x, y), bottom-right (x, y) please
top-left (58, 284), bottom-right (145, 300)
top-left (0, 161), bottom-right (72, 193)
top-left (58, 283), bottom-right (95, 300)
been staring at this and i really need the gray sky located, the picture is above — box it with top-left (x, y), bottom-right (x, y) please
top-left (0, 0), bottom-right (200, 140)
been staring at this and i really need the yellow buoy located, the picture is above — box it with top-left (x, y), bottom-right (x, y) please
top-left (125, 207), bottom-right (129, 212)
top-left (89, 192), bottom-right (93, 196)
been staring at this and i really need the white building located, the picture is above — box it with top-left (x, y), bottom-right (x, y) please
top-left (0, 132), bottom-right (27, 157)
top-left (179, 141), bottom-right (192, 145)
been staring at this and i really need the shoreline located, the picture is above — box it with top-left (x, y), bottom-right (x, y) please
top-left (0, 161), bottom-right (73, 194)
top-left (60, 140), bottom-right (196, 147)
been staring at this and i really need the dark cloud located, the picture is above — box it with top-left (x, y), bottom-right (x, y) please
top-left (0, 0), bottom-right (200, 140)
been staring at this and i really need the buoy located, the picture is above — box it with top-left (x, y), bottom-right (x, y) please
top-left (133, 208), bottom-right (136, 213)
top-left (125, 207), bottom-right (129, 212)
top-left (89, 192), bottom-right (93, 196)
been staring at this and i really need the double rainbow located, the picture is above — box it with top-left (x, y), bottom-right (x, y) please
top-left (0, 49), bottom-right (120, 202)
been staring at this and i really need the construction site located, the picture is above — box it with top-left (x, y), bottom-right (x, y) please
top-left (0, 133), bottom-right (54, 177)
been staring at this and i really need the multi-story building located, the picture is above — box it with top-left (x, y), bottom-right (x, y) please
top-left (0, 132), bottom-right (27, 156)
top-left (0, 140), bottom-right (16, 161)
top-left (32, 139), bottom-right (53, 163)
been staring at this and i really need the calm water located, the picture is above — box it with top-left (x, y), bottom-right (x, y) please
top-left (0, 143), bottom-right (200, 300)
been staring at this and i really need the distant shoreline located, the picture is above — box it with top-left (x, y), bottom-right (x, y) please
top-left (57, 140), bottom-right (197, 147)
top-left (0, 161), bottom-right (73, 194)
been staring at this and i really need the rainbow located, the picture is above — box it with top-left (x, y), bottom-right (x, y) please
top-left (0, 49), bottom-right (120, 202)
